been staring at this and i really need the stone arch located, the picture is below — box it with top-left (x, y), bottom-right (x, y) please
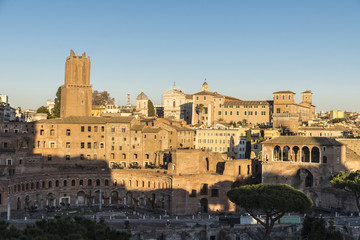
top-left (94, 190), bottom-right (100, 205)
top-left (126, 192), bottom-right (133, 206)
top-left (111, 191), bottom-right (118, 205)
top-left (304, 170), bottom-right (313, 187)
top-left (292, 146), bottom-right (300, 162)
top-left (274, 145), bottom-right (281, 161)
top-left (200, 198), bottom-right (208, 213)
top-left (25, 195), bottom-right (30, 209)
top-left (17, 197), bottom-right (21, 210)
top-left (301, 147), bottom-right (310, 162)
top-left (47, 193), bottom-right (55, 207)
top-left (311, 147), bottom-right (320, 163)
top-left (77, 191), bottom-right (86, 205)
top-left (283, 146), bottom-right (290, 161)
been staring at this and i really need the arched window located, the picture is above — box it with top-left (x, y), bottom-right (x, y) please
top-left (63, 180), bottom-right (67, 187)
top-left (96, 179), bottom-right (100, 186)
top-left (105, 179), bottom-right (109, 186)
top-left (301, 147), bottom-right (310, 162)
top-left (72, 180), bottom-right (75, 186)
top-left (274, 146), bottom-right (281, 161)
top-left (88, 179), bottom-right (92, 186)
top-left (55, 180), bottom-right (59, 187)
top-left (311, 147), bottom-right (320, 163)
top-left (292, 146), bottom-right (300, 162)
top-left (122, 153), bottom-right (126, 159)
top-left (283, 146), bottom-right (290, 161)
top-left (79, 180), bottom-right (83, 186)
top-left (134, 154), bottom-right (138, 159)
top-left (48, 181), bottom-right (52, 188)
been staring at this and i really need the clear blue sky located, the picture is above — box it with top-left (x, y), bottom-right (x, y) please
top-left (0, 0), bottom-right (359, 112)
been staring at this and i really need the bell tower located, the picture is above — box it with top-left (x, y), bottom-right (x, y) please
top-left (60, 50), bottom-right (92, 118)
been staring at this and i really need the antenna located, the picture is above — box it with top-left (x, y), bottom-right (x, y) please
top-left (127, 93), bottom-right (131, 106)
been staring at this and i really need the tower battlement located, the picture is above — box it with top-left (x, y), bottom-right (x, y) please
top-left (60, 50), bottom-right (93, 118)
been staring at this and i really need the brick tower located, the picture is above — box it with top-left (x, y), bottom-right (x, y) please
top-left (60, 50), bottom-right (92, 118)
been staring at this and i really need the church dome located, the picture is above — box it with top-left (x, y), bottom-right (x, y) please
top-left (201, 80), bottom-right (209, 92)
top-left (136, 91), bottom-right (149, 100)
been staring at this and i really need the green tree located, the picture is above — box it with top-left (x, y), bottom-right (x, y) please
top-left (331, 170), bottom-right (360, 211)
top-left (227, 184), bottom-right (313, 240)
top-left (53, 86), bottom-right (61, 118)
top-left (0, 220), bottom-right (24, 239)
top-left (301, 215), bottom-right (342, 240)
top-left (22, 215), bottom-right (130, 240)
top-left (92, 90), bottom-right (115, 106)
top-left (196, 104), bottom-right (205, 124)
top-left (242, 119), bottom-right (248, 125)
top-left (37, 106), bottom-right (51, 119)
top-left (148, 100), bottom-right (155, 117)
top-left (36, 106), bottom-right (49, 114)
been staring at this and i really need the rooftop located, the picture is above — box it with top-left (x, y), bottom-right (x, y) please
top-left (263, 136), bottom-right (344, 146)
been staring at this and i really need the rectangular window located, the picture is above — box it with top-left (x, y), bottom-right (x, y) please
top-left (225, 111), bottom-right (227, 115)
top-left (230, 111), bottom-right (232, 115)
top-left (211, 189), bottom-right (219, 197)
top-left (101, 126), bottom-right (105, 132)
top-left (87, 142), bottom-right (91, 149)
top-left (122, 127), bottom-right (126, 133)
top-left (244, 111), bottom-right (247, 115)
top-left (66, 129), bottom-right (71, 136)
top-left (276, 108), bottom-right (280, 113)
top-left (88, 126), bottom-right (91, 132)
top-left (93, 142), bottom-right (97, 149)
top-left (111, 127), bottom-right (115, 132)
top-left (66, 155), bottom-right (70, 160)
top-left (100, 143), bottom-right (104, 149)
top-left (236, 111), bottom-right (239, 115)
top-left (218, 111), bottom-right (221, 115)
top-left (94, 126), bottom-right (98, 132)
top-left (81, 142), bottom-right (85, 149)
top-left (255, 111), bottom-right (257, 116)
top-left (219, 104), bottom-right (222, 107)
top-left (66, 142), bottom-right (70, 148)
top-left (47, 155), bottom-right (52, 161)
top-left (49, 142), bottom-right (55, 148)
top-left (81, 126), bottom-right (85, 132)
top-left (80, 154), bottom-right (84, 160)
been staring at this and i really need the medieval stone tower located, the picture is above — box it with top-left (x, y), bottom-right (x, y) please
top-left (60, 50), bottom-right (92, 118)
